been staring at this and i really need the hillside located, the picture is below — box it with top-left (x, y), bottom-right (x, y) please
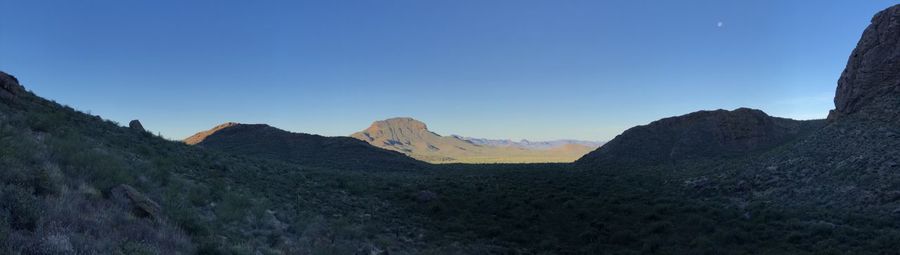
top-left (351, 117), bottom-right (598, 163)
top-left (710, 4), bottom-right (900, 213)
top-left (185, 122), bottom-right (425, 171)
top-left (573, 6), bottom-right (900, 216)
top-left (563, 4), bottom-right (900, 251)
top-left (577, 108), bottom-right (824, 167)
top-left (0, 71), bottom-right (450, 254)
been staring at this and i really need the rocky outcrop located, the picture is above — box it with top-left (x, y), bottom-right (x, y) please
top-left (831, 5), bottom-right (900, 121)
top-left (577, 108), bottom-right (824, 166)
top-left (352, 117), bottom-right (432, 149)
top-left (351, 117), bottom-right (475, 162)
top-left (110, 184), bottom-right (163, 221)
top-left (128, 120), bottom-right (145, 131)
top-left (352, 117), bottom-right (599, 163)
top-left (0, 71), bottom-right (24, 102)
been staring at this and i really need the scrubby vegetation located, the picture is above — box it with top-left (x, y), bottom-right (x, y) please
top-left (5, 83), bottom-right (900, 254)
top-left (0, 86), bottom-right (435, 253)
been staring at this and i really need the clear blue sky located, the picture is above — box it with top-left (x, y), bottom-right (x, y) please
top-left (1, 1), bottom-right (895, 141)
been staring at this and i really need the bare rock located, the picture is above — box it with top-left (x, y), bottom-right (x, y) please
top-left (129, 120), bottom-right (145, 131)
top-left (832, 4), bottom-right (900, 121)
top-left (110, 184), bottom-right (162, 221)
top-left (0, 71), bottom-right (23, 102)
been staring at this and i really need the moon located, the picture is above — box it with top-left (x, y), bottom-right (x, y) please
top-left (717, 21), bottom-right (724, 28)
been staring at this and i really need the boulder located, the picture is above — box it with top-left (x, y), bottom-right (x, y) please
top-left (831, 4), bottom-right (900, 121)
top-left (129, 120), bottom-right (145, 131)
top-left (0, 71), bottom-right (23, 102)
top-left (110, 184), bottom-right (162, 221)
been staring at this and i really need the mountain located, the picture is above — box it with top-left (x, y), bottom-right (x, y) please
top-left (575, 2), bottom-right (900, 220)
top-left (351, 117), bottom-right (598, 163)
top-left (715, 4), bottom-right (900, 212)
top-left (185, 122), bottom-right (425, 171)
top-left (451, 135), bottom-right (604, 150)
top-left (576, 4), bottom-right (900, 169)
top-left (576, 108), bottom-right (824, 166)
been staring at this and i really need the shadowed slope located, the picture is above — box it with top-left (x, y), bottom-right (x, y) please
top-left (577, 108), bottom-right (824, 167)
top-left (0, 70), bottom-right (440, 253)
top-left (710, 4), bottom-right (900, 214)
top-left (188, 123), bottom-right (426, 170)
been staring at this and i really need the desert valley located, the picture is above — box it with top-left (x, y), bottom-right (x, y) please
top-left (3, 2), bottom-right (900, 255)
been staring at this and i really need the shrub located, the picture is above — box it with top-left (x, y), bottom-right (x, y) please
top-left (117, 241), bottom-right (159, 255)
top-left (0, 185), bottom-right (43, 231)
top-left (33, 165), bottom-right (63, 196)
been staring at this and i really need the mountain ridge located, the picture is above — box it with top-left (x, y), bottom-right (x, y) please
top-left (576, 108), bottom-right (825, 166)
top-left (351, 117), bottom-right (598, 163)
top-left (186, 122), bottom-right (426, 170)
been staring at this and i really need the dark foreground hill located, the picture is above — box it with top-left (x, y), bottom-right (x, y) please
top-left (577, 108), bottom-right (824, 167)
top-left (573, 5), bottom-right (900, 216)
top-left (710, 4), bottom-right (900, 214)
top-left (0, 71), bottom-right (444, 253)
top-left (185, 122), bottom-right (425, 171)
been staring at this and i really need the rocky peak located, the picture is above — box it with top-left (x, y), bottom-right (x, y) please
top-left (830, 4), bottom-right (900, 121)
top-left (355, 117), bottom-right (431, 143)
top-left (368, 117), bottom-right (428, 132)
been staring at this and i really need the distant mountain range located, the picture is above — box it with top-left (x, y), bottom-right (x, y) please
top-left (451, 135), bottom-right (604, 150)
top-left (351, 117), bottom-right (601, 163)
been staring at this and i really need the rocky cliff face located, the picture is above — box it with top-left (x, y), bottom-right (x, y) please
top-left (352, 117), bottom-right (436, 153)
top-left (831, 5), bottom-right (900, 121)
top-left (577, 108), bottom-right (824, 166)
